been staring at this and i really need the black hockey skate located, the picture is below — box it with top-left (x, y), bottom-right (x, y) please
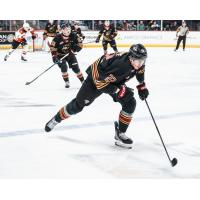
top-left (65, 81), bottom-right (70, 88)
top-left (21, 56), bottom-right (27, 62)
top-left (114, 121), bottom-right (133, 149)
top-left (4, 55), bottom-right (9, 61)
top-left (45, 117), bottom-right (59, 132)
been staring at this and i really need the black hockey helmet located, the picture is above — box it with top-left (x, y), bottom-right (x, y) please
top-left (60, 23), bottom-right (71, 30)
top-left (60, 23), bottom-right (71, 36)
top-left (129, 44), bottom-right (147, 60)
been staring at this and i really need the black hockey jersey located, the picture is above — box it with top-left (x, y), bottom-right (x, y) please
top-left (43, 22), bottom-right (58, 37)
top-left (97, 25), bottom-right (118, 41)
top-left (50, 33), bottom-right (83, 57)
top-left (86, 52), bottom-right (145, 93)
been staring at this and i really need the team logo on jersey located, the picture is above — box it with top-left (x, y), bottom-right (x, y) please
top-left (104, 74), bottom-right (117, 83)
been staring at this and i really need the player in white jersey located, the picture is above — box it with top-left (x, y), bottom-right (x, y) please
top-left (174, 21), bottom-right (189, 51)
top-left (4, 23), bottom-right (37, 61)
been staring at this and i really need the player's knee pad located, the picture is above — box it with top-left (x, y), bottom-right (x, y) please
top-left (59, 62), bottom-right (68, 73)
top-left (121, 96), bottom-right (136, 114)
top-left (12, 41), bottom-right (20, 49)
top-left (66, 98), bottom-right (84, 115)
top-left (71, 64), bottom-right (80, 74)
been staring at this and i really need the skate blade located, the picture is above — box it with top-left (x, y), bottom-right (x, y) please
top-left (115, 141), bottom-right (132, 149)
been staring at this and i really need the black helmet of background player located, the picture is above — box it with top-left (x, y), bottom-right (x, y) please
top-left (104, 20), bottom-right (110, 29)
top-left (73, 21), bottom-right (80, 30)
top-left (61, 23), bottom-right (71, 36)
top-left (129, 44), bottom-right (147, 60)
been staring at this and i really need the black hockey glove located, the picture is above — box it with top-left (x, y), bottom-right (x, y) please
top-left (53, 56), bottom-right (61, 64)
top-left (112, 85), bottom-right (134, 102)
top-left (136, 82), bottom-right (149, 100)
top-left (95, 38), bottom-right (100, 43)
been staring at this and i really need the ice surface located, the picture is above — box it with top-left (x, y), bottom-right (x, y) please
top-left (0, 47), bottom-right (200, 178)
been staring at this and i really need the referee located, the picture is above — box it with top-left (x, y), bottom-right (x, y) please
top-left (174, 21), bottom-right (189, 51)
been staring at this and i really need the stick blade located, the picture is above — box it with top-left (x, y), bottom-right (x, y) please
top-left (171, 158), bottom-right (178, 167)
top-left (25, 82), bottom-right (30, 85)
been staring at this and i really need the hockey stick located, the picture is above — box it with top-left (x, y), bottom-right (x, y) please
top-left (144, 98), bottom-right (178, 167)
top-left (25, 53), bottom-right (69, 85)
top-left (32, 38), bottom-right (35, 52)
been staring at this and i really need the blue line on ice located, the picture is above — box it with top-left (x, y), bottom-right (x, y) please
top-left (0, 110), bottom-right (200, 138)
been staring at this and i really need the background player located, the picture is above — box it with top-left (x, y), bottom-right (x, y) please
top-left (71, 21), bottom-right (85, 42)
top-left (42, 20), bottom-right (59, 51)
top-left (4, 22), bottom-right (37, 61)
top-left (95, 20), bottom-right (118, 55)
top-left (50, 23), bottom-right (84, 88)
top-left (174, 21), bottom-right (189, 51)
top-left (45, 44), bottom-right (149, 149)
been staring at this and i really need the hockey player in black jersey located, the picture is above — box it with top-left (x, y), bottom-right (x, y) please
top-left (43, 20), bottom-right (59, 49)
top-left (45, 44), bottom-right (149, 149)
top-left (95, 20), bottom-right (118, 55)
top-left (71, 21), bottom-right (85, 42)
top-left (50, 23), bottom-right (84, 88)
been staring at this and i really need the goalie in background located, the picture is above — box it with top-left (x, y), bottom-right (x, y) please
top-left (174, 21), bottom-right (189, 51)
top-left (95, 20), bottom-right (118, 55)
top-left (4, 22), bottom-right (37, 61)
